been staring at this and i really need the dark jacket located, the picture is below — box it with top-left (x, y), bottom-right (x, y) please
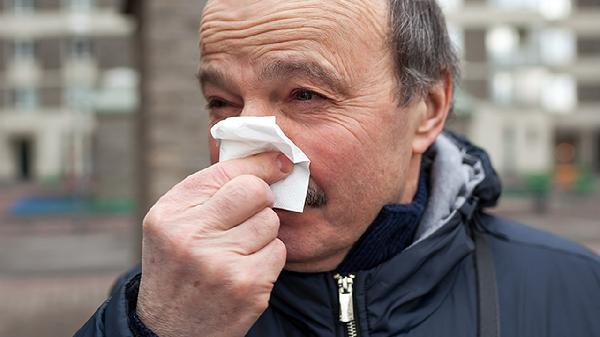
top-left (75, 133), bottom-right (600, 337)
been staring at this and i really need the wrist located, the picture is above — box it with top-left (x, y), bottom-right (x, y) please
top-left (125, 275), bottom-right (160, 337)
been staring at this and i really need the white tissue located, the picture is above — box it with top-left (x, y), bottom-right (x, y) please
top-left (210, 116), bottom-right (311, 212)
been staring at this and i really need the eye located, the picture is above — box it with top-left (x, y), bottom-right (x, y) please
top-left (291, 89), bottom-right (324, 102)
top-left (207, 97), bottom-right (230, 109)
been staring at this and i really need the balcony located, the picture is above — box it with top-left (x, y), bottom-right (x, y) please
top-left (0, 9), bottom-right (134, 38)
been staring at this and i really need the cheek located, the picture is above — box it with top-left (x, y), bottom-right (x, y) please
top-left (293, 125), bottom-right (377, 197)
top-left (290, 115), bottom-right (411, 208)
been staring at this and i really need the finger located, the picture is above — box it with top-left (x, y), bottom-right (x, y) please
top-left (221, 208), bottom-right (280, 253)
top-left (197, 174), bottom-right (275, 230)
top-left (245, 238), bottom-right (287, 283)
top-left (165, 152), bottom-right (293, 206)
top-left (210, 152), bottom-right (293, 187)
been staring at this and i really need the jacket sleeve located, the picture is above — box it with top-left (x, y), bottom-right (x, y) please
top-left (73, 266), bottom-right (142, 337)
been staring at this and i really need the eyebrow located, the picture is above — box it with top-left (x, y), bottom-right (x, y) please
top-left (197, 65), bottom-right (238, 93)
top-left (258, 59), bottom-right (349, 95)
top-left (197, 59), bottom-right (350, 96)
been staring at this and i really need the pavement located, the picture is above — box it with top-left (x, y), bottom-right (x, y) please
top-left (491, 193), bottom-right (600, 254)
top-left (0, 182), bottom-right (598, 337)
top-left (0, 183), bottom-right (136, 337)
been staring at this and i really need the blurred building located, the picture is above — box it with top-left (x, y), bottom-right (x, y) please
top-left (441, 0), bottom-right (600, 184)
top-left (123, 0), bottom-right (210, 213)
top-left (0, 0), bottom-right (137, 197)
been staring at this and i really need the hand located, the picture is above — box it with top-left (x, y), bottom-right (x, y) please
top-left (136, 152), bottom-right (293, 337)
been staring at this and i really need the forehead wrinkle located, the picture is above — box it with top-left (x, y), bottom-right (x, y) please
top-left (200, 18), bottom-right (338, 57)
top-left (257, 58), bottom-right (350, 96)
top-left (200, 1), bottom-right (387, 55)
top-left (200, 3), bottom-right (338, 44)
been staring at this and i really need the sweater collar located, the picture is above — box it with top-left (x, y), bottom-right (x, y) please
top-left (335, 169), bottom-right (429, 273)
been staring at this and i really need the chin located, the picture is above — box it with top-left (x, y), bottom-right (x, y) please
top-left (274, 207), bottom-right (346, 272)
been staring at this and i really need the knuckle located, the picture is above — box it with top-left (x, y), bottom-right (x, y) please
top-left (253, 293), bottom-right (271, 311)
top-left (240, 175), bottom-right (273, 205)
top-left (262, 208), bottom-right (280, 226)
top-left (198, 256), bottom-right (231, 282)
top-left (227, 273), bottom-right (255, 298)
top-left (170, 242), bottom-right (193, 263)
top-left (218, 175), bottom-right (272, 208)
top-left (266, 239), bottom-right (287, 268)
top-left (164, 231), bottom-right (193, 260)
top-left (257, 208), bottom-right (280, 232)
top-left (210, 164), bottom-right (234, 186)
top-left (244, 209), bottom-right (279, 240)
top-left (272, 239), bottom-right (287, 257)
top-left (227, 177), bottom-right (253, 201)
top-left (208, 185), bottom-right (247, 217)
top-left (142, 204), bottom-right (164, 234)
top-left (180, 167), bottom-right (227, 194)
top-left (180, 172), bottom-right (201, 191)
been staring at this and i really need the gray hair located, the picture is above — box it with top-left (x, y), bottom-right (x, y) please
top-left (389, 0), bottom-right (460, 106)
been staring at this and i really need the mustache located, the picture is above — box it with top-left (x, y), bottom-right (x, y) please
top-left (305, 182), bottom-right (327, 208)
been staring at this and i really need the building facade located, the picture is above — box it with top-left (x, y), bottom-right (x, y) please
top-left (124, 0), bottom-right (210, 212)
top-left (441, 0), bottom-right (600, 185)
top-left (0, 0), bottom-right (136, 194)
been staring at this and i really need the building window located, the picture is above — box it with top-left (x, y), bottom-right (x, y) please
top-left (447, 24), bottom-right (465, 58)
top-left (65, 0), bottom-right (95, 11)
top-left (69, 37), bottom-right (93, 60)
top-left (490, 0), bottom-right (572, 17)
top-left (513, 68), bottom-right (546, 107)
top-left (539, 0), bottom-right (571, 19)
top-left (487, 26), bottom-right (519, 64)
top-left (13, 88), bottom-right (39, 111)
top-left (489, 0), bottom-right (538, 10)
top-left (487, 26), bottom-right (539, 66)
top-left (64, 87), bottom-right (92, 109)
top-left (492, 72), bottom-right (513, 105)
top-left (542, 74), bottom-right (576, 113)
top-left (540, 29), bottom-right (575, 65)
top-left (13, 39), bottom-right (36, 62)
top-left (12, 0), bottom-right (35, 13)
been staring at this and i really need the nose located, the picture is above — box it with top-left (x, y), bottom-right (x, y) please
top-left (239, 99), bottom-right (278, 118)
top-left (238, 100), bottom-right (294, 138)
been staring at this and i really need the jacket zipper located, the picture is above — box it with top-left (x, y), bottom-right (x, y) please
top-left (334, 273), bottom-right (358, 337)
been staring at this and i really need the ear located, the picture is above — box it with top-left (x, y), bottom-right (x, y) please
top-left (412, 71), bottom-right (452, 154)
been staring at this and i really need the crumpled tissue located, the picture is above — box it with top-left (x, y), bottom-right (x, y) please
top-left (210, 116), bottom-right (310, 212)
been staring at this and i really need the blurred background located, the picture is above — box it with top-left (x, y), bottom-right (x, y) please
top-left (0, 0), bottom-right (598, 336)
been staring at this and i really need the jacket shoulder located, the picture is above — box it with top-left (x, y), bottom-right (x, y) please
top-left (479, 212), bottom-right (600, 296)
top-left (479, 214), bottom-right (600, 336)
top-left (481, 212), bottom-right (599, 263)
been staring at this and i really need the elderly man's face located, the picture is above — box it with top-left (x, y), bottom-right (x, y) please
top-left (199, 0), bottom-right (434, 271)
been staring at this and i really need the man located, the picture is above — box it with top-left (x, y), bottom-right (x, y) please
top-left (76, 0), bottom-right (600, 336)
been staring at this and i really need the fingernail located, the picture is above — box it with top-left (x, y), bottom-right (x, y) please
top-left (276, 154), bottom-right (293, 174)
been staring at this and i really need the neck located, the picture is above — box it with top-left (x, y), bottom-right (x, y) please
top-left (397, 154), bottom-right (422, 204)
